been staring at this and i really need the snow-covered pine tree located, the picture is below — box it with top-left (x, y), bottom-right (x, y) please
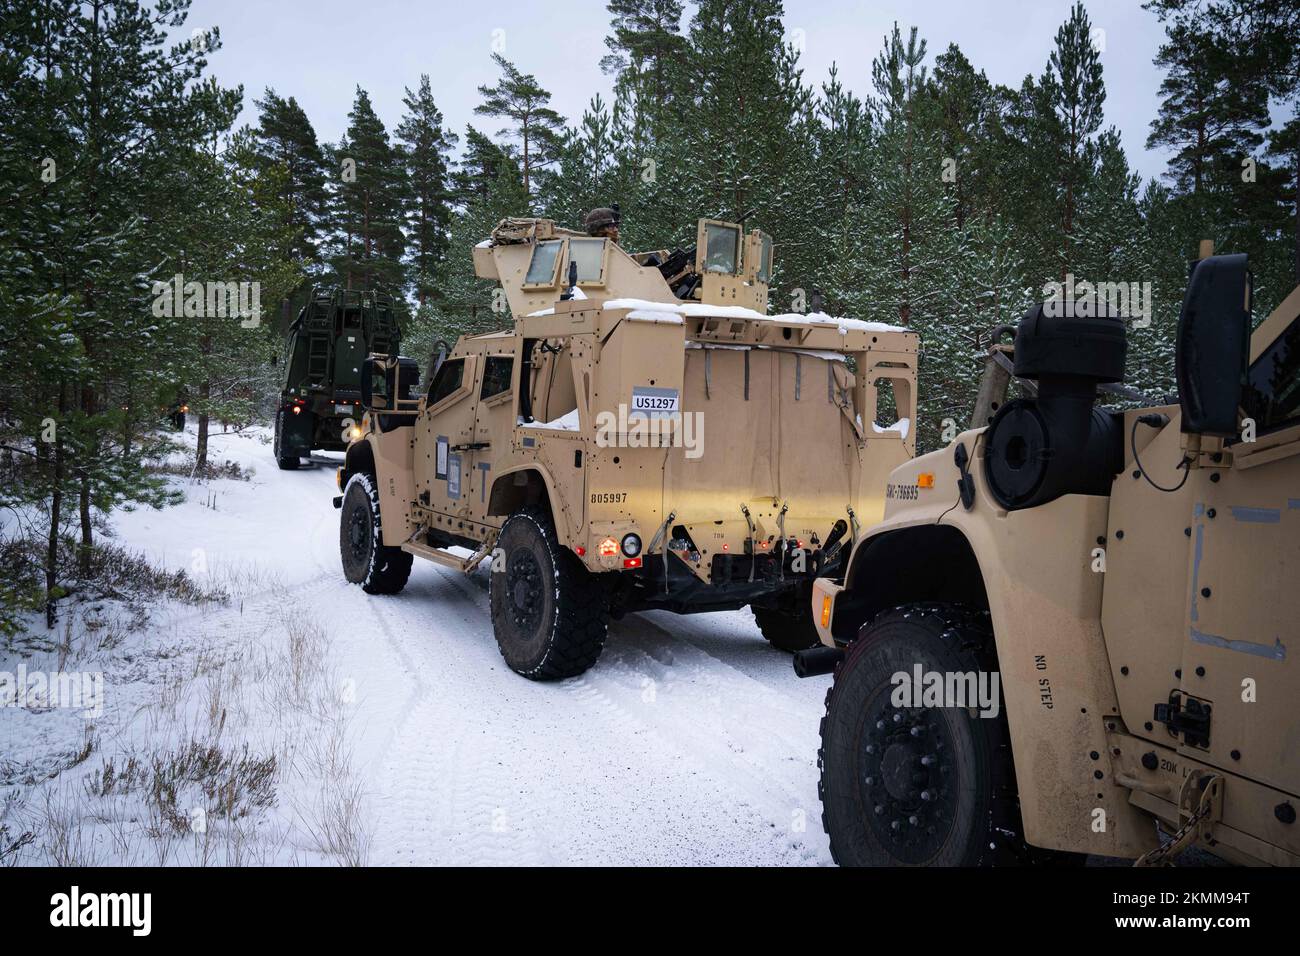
top-left (857, 24), bottom-right (962, 449)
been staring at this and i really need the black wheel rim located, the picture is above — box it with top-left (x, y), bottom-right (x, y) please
top-left (857, 690), bottom-right (959, 864)
top-left (505, 548), bottom-right (544, 637)
top-left (347, 498), bottom-right (371, 565)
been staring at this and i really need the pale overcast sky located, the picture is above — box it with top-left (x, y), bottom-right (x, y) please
top-left (180, 0), bottom-right (1179, 183)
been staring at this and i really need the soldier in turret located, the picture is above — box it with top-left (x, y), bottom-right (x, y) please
top-left (584, 206), bottom-right (620, 244)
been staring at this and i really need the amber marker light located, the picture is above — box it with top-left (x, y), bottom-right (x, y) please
top-left (917, 472), bottom-right (935, 489)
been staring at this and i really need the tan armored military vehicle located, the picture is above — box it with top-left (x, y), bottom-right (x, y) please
top-left (333, 214), bottom-right (918, 679)
top-left (802, 251), bottom-right (1300, 866)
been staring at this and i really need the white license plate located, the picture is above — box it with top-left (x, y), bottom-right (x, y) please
top-left (335, 404), bottom-right (353, 415)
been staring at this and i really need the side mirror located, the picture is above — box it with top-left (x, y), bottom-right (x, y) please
top-left (1176, 254), bottom-right (1251, 436)
top-left (395, 357), bottom-right (420, 402)
top-left (361, 356), bottom-right (388, 409)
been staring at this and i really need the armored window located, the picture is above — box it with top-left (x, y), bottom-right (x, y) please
top-left (757, 233), bottom-right (773, 283)
top-left (480, 355), bottom-right (514, 400)
top-left (1243, 312), bottom-right (1300, 434)
top-left (525, 240), bottom-right (563, 286)
top-left (569, 238), bottom-right (606, 283)
top-left (703, 223), bottom-right (740, 274)
top-left (427, 358), bottom-right (464, 405)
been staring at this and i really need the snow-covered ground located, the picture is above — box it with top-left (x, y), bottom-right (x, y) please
top-left (2, 424), bottom-right (835, 866)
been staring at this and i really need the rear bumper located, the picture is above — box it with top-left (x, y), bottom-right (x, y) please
top-left (614, 548), bottom-right (822, 615)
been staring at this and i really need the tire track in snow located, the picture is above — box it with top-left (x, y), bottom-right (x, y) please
top-left (356, 563), bottom-right (824, 863)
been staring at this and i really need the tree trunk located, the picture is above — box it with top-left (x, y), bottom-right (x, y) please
top-left (196, 333), bottom-right (212, 470)
top-left (77, 376), bottom-right (95, 578)
top-left (196, 384), bottom-right (210, 471)
top-left (78, 471), bottom-right (92, 577)
top-left (45, 383), bottom-right (67, 628)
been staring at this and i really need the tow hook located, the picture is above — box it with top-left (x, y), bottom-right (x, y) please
top-left (793, 646), bottom-right (843, 678)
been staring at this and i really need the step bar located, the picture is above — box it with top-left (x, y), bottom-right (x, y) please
top-left (401, 537), bottom-right (496, 573)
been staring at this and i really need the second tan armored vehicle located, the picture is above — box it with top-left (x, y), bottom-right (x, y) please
top-left (334, 215), bottom-right (918, 679)
top-left (803, 251), bottom-right (1299, 867)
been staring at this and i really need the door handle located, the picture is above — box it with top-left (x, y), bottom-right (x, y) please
top-left (452, 441), bottom-right (490, 451)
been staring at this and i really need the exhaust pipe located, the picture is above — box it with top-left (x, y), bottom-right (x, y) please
top-left (793, 646), bottom-right (843, 679)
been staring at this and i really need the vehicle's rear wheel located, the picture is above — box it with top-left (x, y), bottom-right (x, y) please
top-left (753, 582), bottom-right (821, 652)
top-left (273, 410), bottom-right (300, 470)
top-left (819, 603), bottom-right (1038, 866)
top-left (490, 509), bottom-right (609, 680)
top-left (339, 472), bottom-right (412, 594)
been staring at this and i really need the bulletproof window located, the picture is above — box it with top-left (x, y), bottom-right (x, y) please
top-left (569, 238), bottom-right (607, 283)
top-left (427, 358), bottom-right (464, 405)
top-left (1243, 311), bottom-right (1300, 434)
top-left (757, 233), bottom-right (773, 283)
top-left (525, 240), bottom-right (563, 286)
top-left (480, 355), bottom-right (514, 399)
top-left (704, 223), bottom-right (741, 274)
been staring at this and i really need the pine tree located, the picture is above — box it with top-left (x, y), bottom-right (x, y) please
top-left (474, 54), bottom-right (566, 200)
top-left (252, 88), bottom-right (329, 336)
top-left (1046, 2), bottom-right (1106, 278)
top-left (252, 89), bottom-right (329, 267)
top-left (544, 94), bottom-right (624, 229)
top-left (0, 0), bottom-right (246, 616)
top-left (416, 125), bottom-right (528, 363)
top-left (397, 75), bottom-right (458, 309)
top-left (324, 87), bottom-right (409, 297)
top-left (600, 0), bottom-right (688, 96)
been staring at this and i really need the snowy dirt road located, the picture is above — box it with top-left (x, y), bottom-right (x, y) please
top-left (118, 427), bottom-right (835, 866)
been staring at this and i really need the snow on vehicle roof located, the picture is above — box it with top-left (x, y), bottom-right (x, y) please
top-left (624, 308), bottom-right (684, 324)
top-left (600, 298), bottom-right (906, 334)
top-left (523, 297), bottom-right (907, 335)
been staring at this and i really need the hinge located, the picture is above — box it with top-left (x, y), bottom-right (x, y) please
top-left (1154, 689), bottom-right (1212, 749)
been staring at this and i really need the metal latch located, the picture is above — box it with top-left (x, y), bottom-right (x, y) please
top-left (1154, 690), bottom-right (1212, 749)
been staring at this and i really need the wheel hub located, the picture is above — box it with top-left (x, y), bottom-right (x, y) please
top-left (348, 506), bottom-right (368, 560)
top-left (859, 700), bottom-right (958, 863)
top-left (505, 550), bottom-right (544, 635)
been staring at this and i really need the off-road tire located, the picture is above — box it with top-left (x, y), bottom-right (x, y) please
top-left (753, 584), bottom-right (821, 652)
top-left (818, 603), bottom-right (1043, 866)
top-left (273, 410), bottom-right (300, 470)
top-left (339, 472), bottom-right (412, 595)
top-left (489, 508), bottom-right (609, 680)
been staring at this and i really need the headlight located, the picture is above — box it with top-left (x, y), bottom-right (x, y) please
top-left (621, 533), bottom-right (642, 558)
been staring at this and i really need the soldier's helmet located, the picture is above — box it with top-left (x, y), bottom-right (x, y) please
top-left (584, 206), bottom-right (620, 237)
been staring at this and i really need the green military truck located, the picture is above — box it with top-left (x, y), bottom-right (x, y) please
top-left (273, 288), bottom-right (401, 469)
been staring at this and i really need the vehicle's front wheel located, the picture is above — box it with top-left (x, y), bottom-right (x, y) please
top-left (273, 410), bottom-right (300, 470)
top-left (819, 603), bottom-right (1030, 866)
top-left (339, 472), bottom-right (412, 594)
top-left (489, 509), bottom-right (609, 680)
